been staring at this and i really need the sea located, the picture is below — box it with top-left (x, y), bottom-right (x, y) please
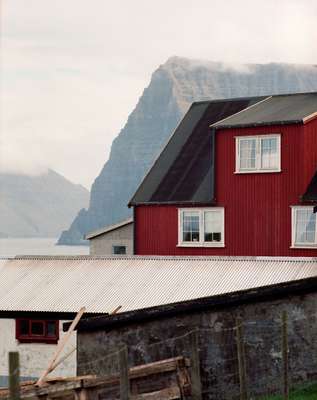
top-left (0, 238), bottom-right (89, 258)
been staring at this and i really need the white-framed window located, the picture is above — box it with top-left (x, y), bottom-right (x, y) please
top-left (291, 206), bottom-right (317, 248)
top-left (235, 134), bottom-right (281, 173)
top-left (178, 208), bottom-right (224, 247)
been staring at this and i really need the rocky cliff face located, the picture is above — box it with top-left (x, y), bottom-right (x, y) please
top-left (0, 169), bottom-right (89, 238)
top-left (59, 57), bottom-right (317, 244)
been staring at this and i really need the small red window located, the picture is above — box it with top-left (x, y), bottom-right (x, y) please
top-left (16, 319), bottom-right (59, 344)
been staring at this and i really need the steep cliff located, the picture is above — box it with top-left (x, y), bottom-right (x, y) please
top-left (0, 169), bottom-right (89, 238)
top-left (59, 57), bottom-right (317, 244)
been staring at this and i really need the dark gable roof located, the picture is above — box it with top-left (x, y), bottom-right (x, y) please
top-left (213, 92), bottom-right (317, 129)
top-left (129, 92), bottom-right (317, 206)
top-left (302, 170), bottom-right (317, 202)
top-left (129, 96), bottom-right (265, 205)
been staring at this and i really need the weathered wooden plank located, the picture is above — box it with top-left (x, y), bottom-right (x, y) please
top-left (1, 357), bottom-right (190, 400)
top-left (120, 347), bottom-right (130, 400)
top-left (74, 388), bottom-right (89, 400)
top-left (36, 307), bottom-right (86, 387)
top-left (131, 386), bottom-right (180, 400)
top-left (83, 357), bottom-right (189, 389)
top-left (236, 318), bottom-right (248, 400)
top-left (9, 352), bottom-right (20, 400)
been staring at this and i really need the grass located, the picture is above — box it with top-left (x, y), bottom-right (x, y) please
top-left (259, 382), bottom-right (317, 400)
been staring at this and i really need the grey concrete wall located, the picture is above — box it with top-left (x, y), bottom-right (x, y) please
top-left (89, 224), bottom-right (133, 255)
top-left (77, 291), bottom-right (317, 400)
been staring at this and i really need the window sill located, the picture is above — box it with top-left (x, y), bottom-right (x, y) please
top-left (177, 243), bottom-right (225, 248)
top-left (290, 245), bottom-right (317, 249)
top-left (234, 169), bottom-right (281, 174)
top-left (17, 337), bottom-right (58, 344)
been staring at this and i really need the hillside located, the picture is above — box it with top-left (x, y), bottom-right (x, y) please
top-left (58, 57), bottom-right (317, 244)
top-left (0, 169), bottom-right (89, 238)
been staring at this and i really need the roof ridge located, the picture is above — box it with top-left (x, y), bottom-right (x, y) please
top-left (210, 96), bottom-right (272, 128)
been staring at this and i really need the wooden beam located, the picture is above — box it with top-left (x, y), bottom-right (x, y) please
top-left (111, 305), bottom-right (122, 314)
top-left (119, 347), bottom-right (130, 400)
top-left (236, 318), bottom-right (248, 400)
top-left (9, 352), bottom-right (20, 400)
top-left (7, 357), bottom-right (190, 400)
top-left (36, 307), bottom-right (86, 387)
top-left (83, 356), bottom-right (189, 389)
top-left (131, 386), bottom-right (181, 400)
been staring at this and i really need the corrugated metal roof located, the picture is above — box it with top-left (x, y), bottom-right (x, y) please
top-left (85, 218), bottom-right (133, 240)
top-left (213, 92), bottom-right (317, 129)
top-left (0, 256), bottom-right (316, 314)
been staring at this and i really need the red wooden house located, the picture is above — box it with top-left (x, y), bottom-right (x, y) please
top-left (129, 93), bottom-right (317, 257)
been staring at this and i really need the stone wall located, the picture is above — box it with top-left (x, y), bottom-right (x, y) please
top-left (77, 291), bottom-right (317, 399)
top-left (89, 223), bottom-right (133, 255)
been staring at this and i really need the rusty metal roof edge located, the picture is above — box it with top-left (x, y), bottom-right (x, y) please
top-left (9, 255), bottom-right (317, 262)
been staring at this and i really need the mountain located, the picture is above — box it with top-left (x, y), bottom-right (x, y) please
top-left (0, 169), bottom-right (89, 238)
top-left (58, 56), bottom-right (317, 245)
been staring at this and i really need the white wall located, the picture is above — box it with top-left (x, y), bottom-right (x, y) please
top-left (90, 223), bottom-right (133, 255)
top-left (0, 319), bottom-right (76, 384)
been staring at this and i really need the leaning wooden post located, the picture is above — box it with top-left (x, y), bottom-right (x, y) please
top-left (9, 352), bottom-right (20, 400)
top-left (36, 306), bottom-right (86, 386)
top-left (282, 311), bottom-right (289, 400)
top-left (189, 329), bottom-right (202, 400)
top-left (236, 318), bottom-right (248, 400)
top-left (119, 346), bottom-right (130, 400)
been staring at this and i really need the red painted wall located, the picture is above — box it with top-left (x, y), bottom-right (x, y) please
top-left (135, 119), bottom-right (317, 256)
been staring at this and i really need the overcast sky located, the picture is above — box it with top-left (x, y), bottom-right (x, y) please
top-left (1, 0), bottom-right (317, 188)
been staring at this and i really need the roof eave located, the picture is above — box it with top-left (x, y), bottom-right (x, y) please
top-left (213, 119), bottom-right (304, 130)
top-left (129, 200), bottom-right (216, 207)
top-left (85, 218), bottom-right (134, 240)
top-left (68, 276), bottom-right (317, 333)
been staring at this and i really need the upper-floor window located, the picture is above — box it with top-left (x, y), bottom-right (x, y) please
top-left (235, 134), bottom-right (281, 173)
top-left (16, 319), bottom-right (59, 344)
top-left (291, 206), bottom-right (317, 248)
top-left (178, 208), bottom-right (224, 247)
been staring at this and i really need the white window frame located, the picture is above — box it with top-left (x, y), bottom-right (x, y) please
top-left (178, 208), bottom-right (225, 247)
top-left (291, 206), bottom-right (317, 248)
top-left (235, 134), bottom-right (281, 173)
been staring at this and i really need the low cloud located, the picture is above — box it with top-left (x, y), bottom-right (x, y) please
top-left (1, 0), bottom-right (316, 186)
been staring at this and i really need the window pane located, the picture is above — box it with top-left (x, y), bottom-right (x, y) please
top-left (239, 139), bottom-right (256, 169)
top-left (295, 210), bottom-right (316, 244)
top-left (31, 321), bottom-right (44, 336)
top-left (182, 212), bottom-right (200, 242)
top-left (261, 137), bottom-right (278, 169)
top-left (47, 321), bottom-right (57, 337)
top-left (19, 320), bottom-right (29, 335)
top-left (204, 211), bottom-right (222, 242)
top-left (113, 246), bottom-right (126, 254)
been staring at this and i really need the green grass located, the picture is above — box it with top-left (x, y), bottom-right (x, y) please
top-left (259, 382), bottom-right (317, 400)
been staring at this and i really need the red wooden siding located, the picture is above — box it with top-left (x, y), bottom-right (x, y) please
top-left (135, 119), bottom-right (317, 256)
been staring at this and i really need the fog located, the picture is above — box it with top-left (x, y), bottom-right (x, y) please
top-left (1, 0), bottom-right (316, 187)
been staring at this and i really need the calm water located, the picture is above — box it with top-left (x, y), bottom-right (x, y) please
top-left (0, 238), bottom-right (89, 257)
